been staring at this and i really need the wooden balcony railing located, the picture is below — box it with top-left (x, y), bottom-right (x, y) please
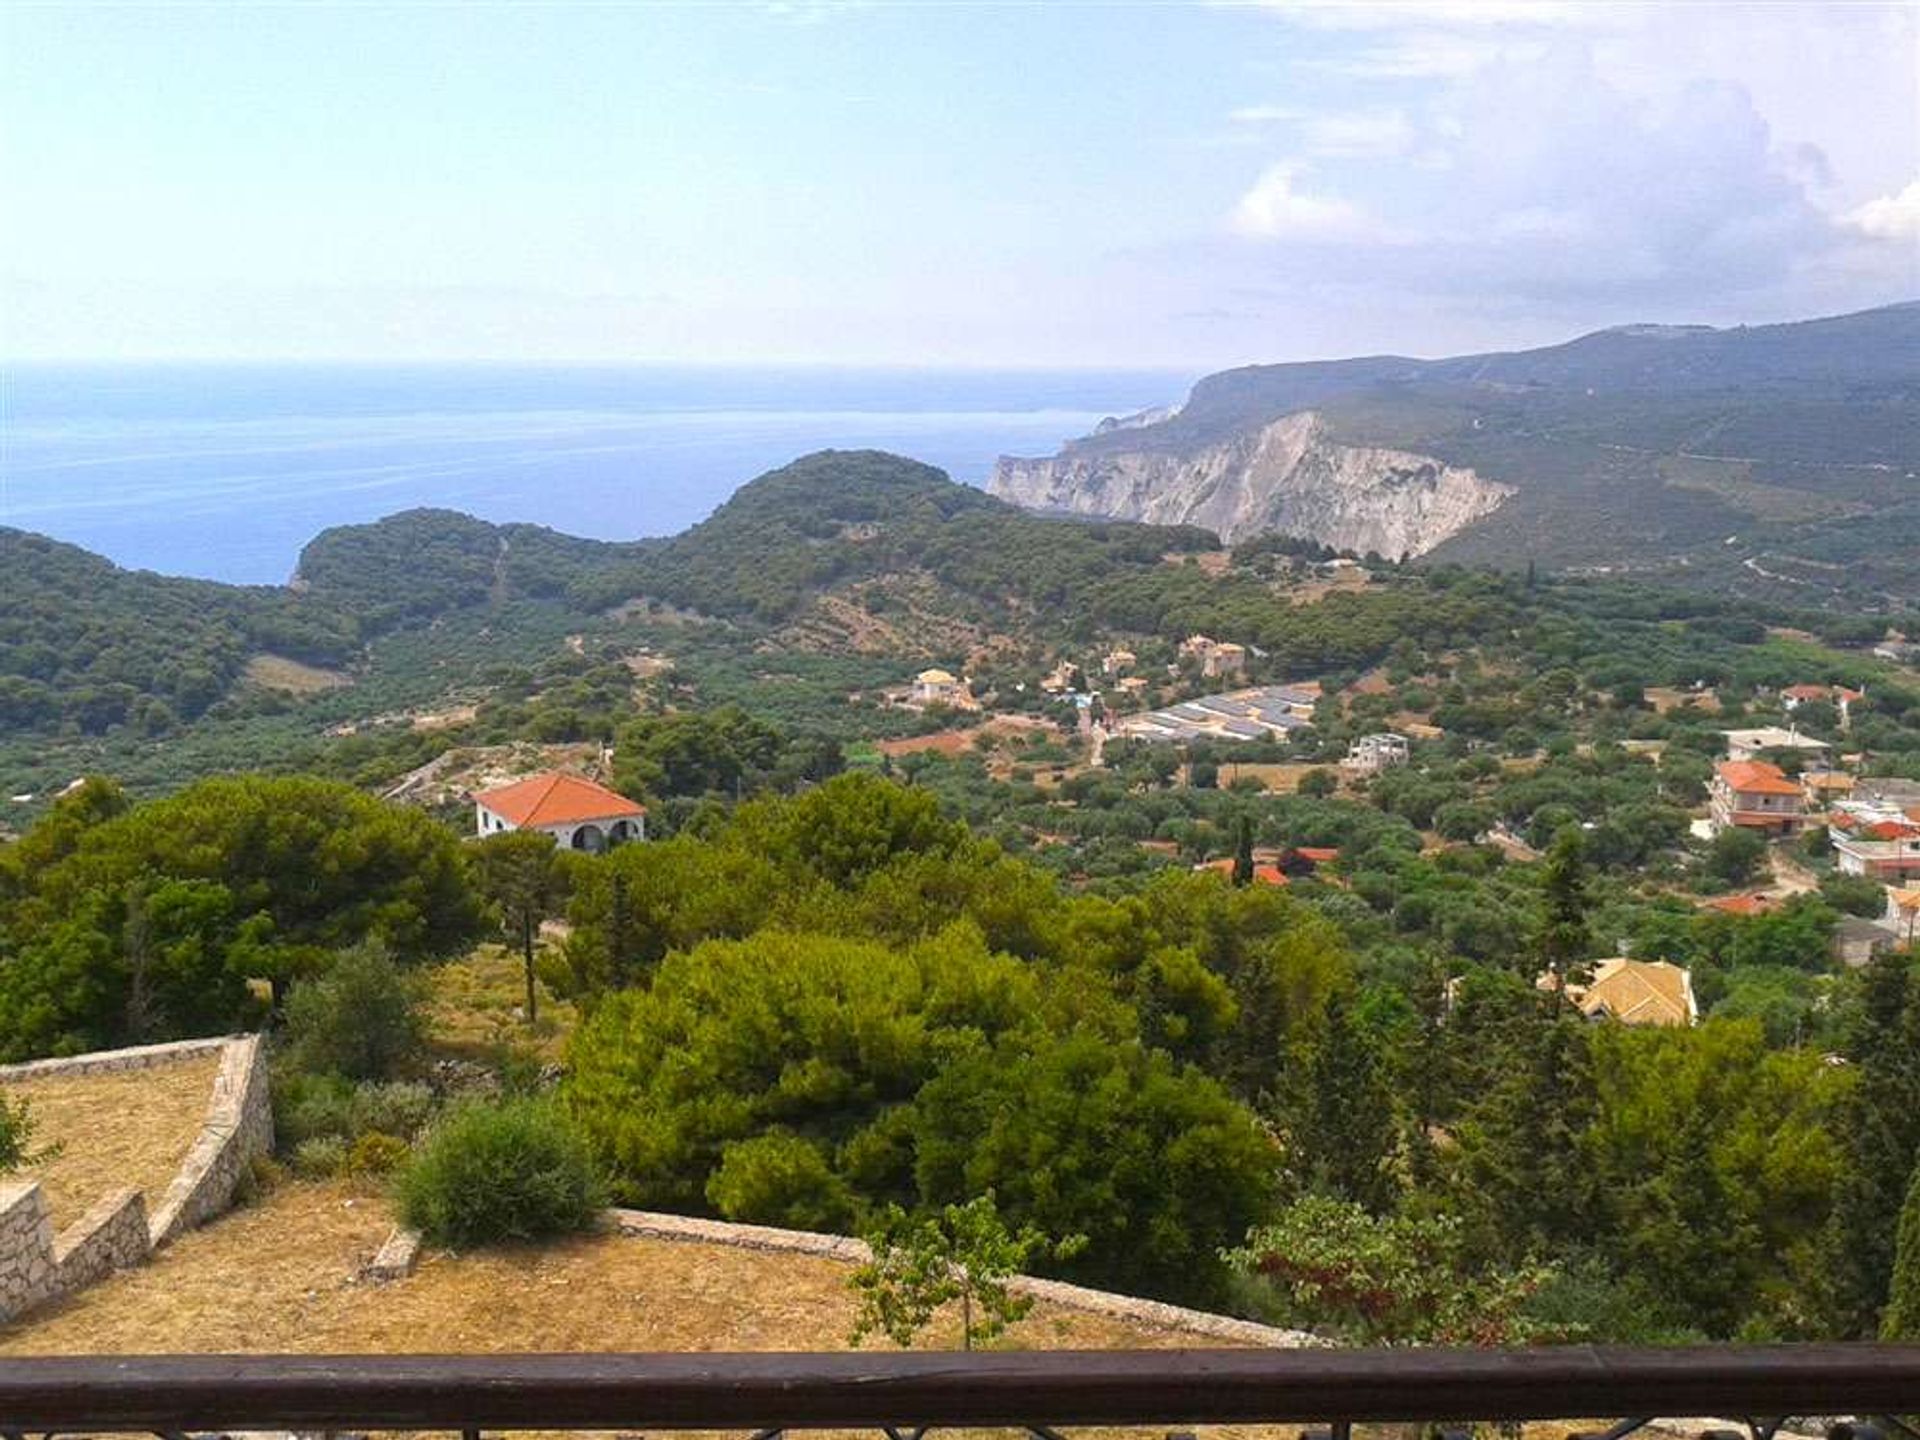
top-left (0, 1345), bottom-right (1917, 1435)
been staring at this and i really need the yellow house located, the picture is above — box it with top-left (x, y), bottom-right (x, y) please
top-left (1544, 957), bottom-right (1698, 1028)
top-left (911, 668), bottom-right (969, 708)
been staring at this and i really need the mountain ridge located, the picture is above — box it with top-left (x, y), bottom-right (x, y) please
top-left (989, 301), bottom-right (1920, 599)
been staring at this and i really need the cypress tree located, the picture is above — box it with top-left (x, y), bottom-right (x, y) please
top-left (1818, 951), bottom-right (1920, 1334)
top-left (1881, 1160), bottom-right (1920, 1339)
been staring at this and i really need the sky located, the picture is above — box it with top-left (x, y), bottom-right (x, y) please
top-left (2, 0), bottom-right (1916, 368)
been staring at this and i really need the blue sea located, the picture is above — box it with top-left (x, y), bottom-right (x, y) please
top-left (0, 364), bottom-right (1191, 586)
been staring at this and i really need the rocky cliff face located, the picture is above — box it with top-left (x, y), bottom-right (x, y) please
top-left (989, 411), bottom-right (1511, 559)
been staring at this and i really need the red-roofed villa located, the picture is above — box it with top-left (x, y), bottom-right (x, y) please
top-left (473, 771), bottom-right (647, 852)
top-left (1709, 759), bottom-right (1807, 836)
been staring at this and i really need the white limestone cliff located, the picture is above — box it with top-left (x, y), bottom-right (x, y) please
top-left (990, 411), bottom-right (1511, 559)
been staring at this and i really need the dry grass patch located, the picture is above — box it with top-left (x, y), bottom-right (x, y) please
top-left (2, 1179), bottom-right (1240, 1356)
top-left (424, 946), bottom-right (578, 1063)
top-left (243, 653), bottom-right (351, 694)
top-left (1217, 762), bottom-right (1323, 795)
top-left (2, 1054), bottom-right (219, 1228)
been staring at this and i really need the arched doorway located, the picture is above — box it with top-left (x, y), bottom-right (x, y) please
top-left (571, 823), bottom-right (607, 853)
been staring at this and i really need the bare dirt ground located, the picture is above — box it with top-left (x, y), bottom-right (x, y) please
top-left (1647, 686), bottom-right (1721, 715)
top-left (3, 1054), bottom-right (219, 1228)
top-left (242, 653), bottom-right (352, 694)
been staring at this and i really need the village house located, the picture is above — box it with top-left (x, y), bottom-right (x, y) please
top-left (911, 668), bottom-right (972, 709)
top-left (1830, 815), bottom-right (1920, 882)
top-left (1342, 733), bottom-right (1411, 776)
top-left (1177, 634), bottom-right (1248, 680)
top-left (1040, 663), bottom-right (1077, 696)
top-left (1102, 648), bottom-right (1137, 677)
top-left (1709, 759), bottom-right (1807, 836)
top-left (1545, 957), bottom-right (1698, 1028)
top-left (472, 771), bottom-right (646, 852)
top-left (1802, 769), bottom-right (1855, 807)
top-left (1194, 856), bottom-right (1289, 887)
top-left (1205, 642), bottom-right (1247, 679)
top-left (1721, 726), bottom-right (1832, 763)
top-left (1834, 915), bottom-right (1898, 969)
top-left (1781, 683), bottom-right (1864, 729)
top-left (1885, 886), bottom-right (1920, 947)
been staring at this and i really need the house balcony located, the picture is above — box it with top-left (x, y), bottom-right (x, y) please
top-left (2, 1346), bottom-right (1917, 1436)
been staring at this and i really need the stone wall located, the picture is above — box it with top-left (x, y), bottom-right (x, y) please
top-left (0, 1035), bottom-right (229, 1084)
top-left (0, 1033), bottom-right (272, 1324)
top-left (0, 1183), bottom-right (58, 1325)
top-left (148, 1034), bottom-right (273, 1247)
top-left (609, 1208), bottom-right (1318, 1348)
top-left (51, 1187), bottom-right (148, 1292)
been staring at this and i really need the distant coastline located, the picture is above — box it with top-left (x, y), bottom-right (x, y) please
top-left (0, 363), bottom-right (1191, 586)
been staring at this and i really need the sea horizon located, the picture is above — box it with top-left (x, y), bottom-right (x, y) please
top-left (0, 361), bottom-right (1193, 587)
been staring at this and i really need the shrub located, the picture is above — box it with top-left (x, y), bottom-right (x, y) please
top-left (396, 1098), bottom-right (603, 1248)
top-left (351, 1081), bottom-right (435, 1140)
top-left (275, 1074), bottom-right (434, 1148)
top-left (283, 942), bottom-right (426, 1081)
top-left (292, 1135), bottom-right (348, 1179)
top-left (347, 1131), bottom-right (412, 1177)
top-left (706, 1132), bottom-right (856, 1233)
top-left (0, 1092), bottom-right (57, 1174)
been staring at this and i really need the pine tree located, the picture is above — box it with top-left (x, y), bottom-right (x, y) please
top-left (1455, 1013), bottom-right (1598, 1257)
top-left (1819, 951), bottom-right (1920, 1334)
top-left (1539, 829), bottom-right (1593, 997)
top-left (1284, 992), bottom-right (1400, 1212)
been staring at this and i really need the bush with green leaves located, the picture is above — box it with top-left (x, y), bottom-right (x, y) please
top-left (275, 1073), bottom-right (434, 1150)
top-left (706, 1132), bottom-right (856, 1233)
top-left (1228, 1194), bottom-right (1564, 1345)
top-left (0, 1092), bottom-right (58, 1175)
top-left (283, 942), bottom-right (426, 1081)
top-left (850, 1193), bottom-right (1082, 1350)
top-left (396, 1097), bottom-right (603, 1248)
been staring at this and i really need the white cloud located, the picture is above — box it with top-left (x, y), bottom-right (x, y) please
top-left (1223, 50), bottom-right (1865, 306)
top-left (1230, 163), bottom-right (1370, 239)
top-left (1229, 104), bottom-right (1303, 123)
top-left (1303, 108), bottom-right (1414, 156)
top-left (1240, 1), bottom-right (1602, 30)
top-left (1844, 177), bottom-right (1920, 241)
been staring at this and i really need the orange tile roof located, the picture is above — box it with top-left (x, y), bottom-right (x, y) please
top-left (474, 771), bottom-right (646, 827)
top-left (1197, 858), bottom-right (1290, 886)
top-left (1704, 893), bottom-right (1776, 916)
top-left (1782, 684), bottom-right (1830, 701)
top-left (1717, 760), bottom-right (1801, 797)
top-left (1863, 820), bottom-right (1920, 841)
top-left (1294, 846), bottom-right (1341, 864)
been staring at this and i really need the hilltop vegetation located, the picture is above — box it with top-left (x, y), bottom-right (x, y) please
top-left (6, 765), bottom-right (1919, 1340)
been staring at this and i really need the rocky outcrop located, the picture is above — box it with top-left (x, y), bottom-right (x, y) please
top-left (991, 410), bottom-right (1511, 559)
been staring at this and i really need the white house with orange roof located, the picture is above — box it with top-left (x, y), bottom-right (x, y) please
top-left (473, 771), bottom-right (647, 852)
top-left (1709, 759), bottom-right (1807, 836)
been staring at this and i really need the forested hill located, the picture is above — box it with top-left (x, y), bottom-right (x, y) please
top-left (295, 449), bottom-right (1222, 625)
top-left (2, 451), bottom-right (1219, 740)
top-left (0, 528), bottom-right (358, 736)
